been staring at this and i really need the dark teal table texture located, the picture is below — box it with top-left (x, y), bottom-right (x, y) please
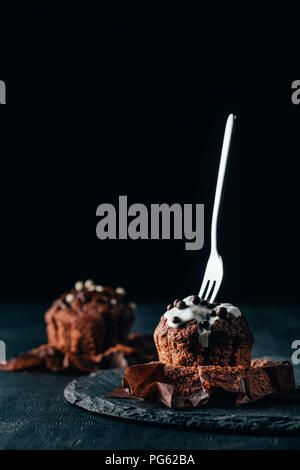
top-left (0, 302), bottom-right (299, 450)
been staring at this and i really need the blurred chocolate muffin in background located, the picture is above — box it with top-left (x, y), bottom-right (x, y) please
top-left (45, 280), bottom-right (136, 355)
top-left (1, 280), bottom-right (159, 373)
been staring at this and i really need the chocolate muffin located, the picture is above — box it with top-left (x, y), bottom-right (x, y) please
top-left (154, 295), bottom-right (254, 368)
top-left (45, 280), bottom-right (135, 356)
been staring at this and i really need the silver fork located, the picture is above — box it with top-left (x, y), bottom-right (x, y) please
top-left (199, 114), bottom-right (236, 303)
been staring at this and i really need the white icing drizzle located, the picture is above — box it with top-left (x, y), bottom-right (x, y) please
top-left (198, 329), bottom-right (211, 347)
top-left (164, 296), bottom-right (210, 328)
top-left (163, 296), bottom-right (241, 347)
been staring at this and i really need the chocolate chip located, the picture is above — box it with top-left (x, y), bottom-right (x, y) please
top-left (208, 302), bottom-right (219, 309)
top-left (200, 320), bottom-right (210, 329)
top-left (176, 300), bottom-right (187, 310)
top-left (172, 316), bottom-right (181, 324)
top-left (210, 309), bottom-right (217, 317)
top-left (216, 307), bottom-right (228, 319)
top-left (200, 299), bottom-right (209, 306)
top-left (173, 299), bottom-right (180, 307)
top-left (191, 295), bottom-right (200, 305)
top-left (166, 304), bottom-right (173, 311)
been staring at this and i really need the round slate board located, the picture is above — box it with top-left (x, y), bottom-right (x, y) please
top-left (64, 368), bottom-right (300, 435)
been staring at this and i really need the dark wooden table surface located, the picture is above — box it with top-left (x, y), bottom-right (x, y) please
top-left (0, 302), bottom-right (299, 450)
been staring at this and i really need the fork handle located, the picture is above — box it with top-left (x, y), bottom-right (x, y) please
top-left (211, 114), bottom-right (236, 253)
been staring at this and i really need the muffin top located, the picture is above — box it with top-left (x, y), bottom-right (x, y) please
top-left (162, 295), bottom-right (248, 347)
top-left (46, 279), bottom-right (136, 318)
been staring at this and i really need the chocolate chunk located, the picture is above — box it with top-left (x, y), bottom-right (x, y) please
top-left (107, 360), bottom-right (296, 410)
top-left (166, 304), bottom-right (173, 311)
top-left (176, 300), bottom-right (187, 310)
top-left (216, 307), bottom-right (227, 319)
top-left (208, 302), bottom-right (219, 309)
top-left (173, 299), bottom-right (180, 307)
top-left (191, 295), bottom-right (200, 305)
top-left (200, 299), bottom-right (209, 306)
top-left (236, 361), bottom-right (296, 405)
top-left (107, 362), bottom-right (210, 409)
top-left (172, 316), bottom-right (181, 324)
top-left (210, 309), bottom-right (217, 317)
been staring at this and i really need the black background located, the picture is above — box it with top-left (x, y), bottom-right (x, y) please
top-left (1, 5), bottom-right (299, 304)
